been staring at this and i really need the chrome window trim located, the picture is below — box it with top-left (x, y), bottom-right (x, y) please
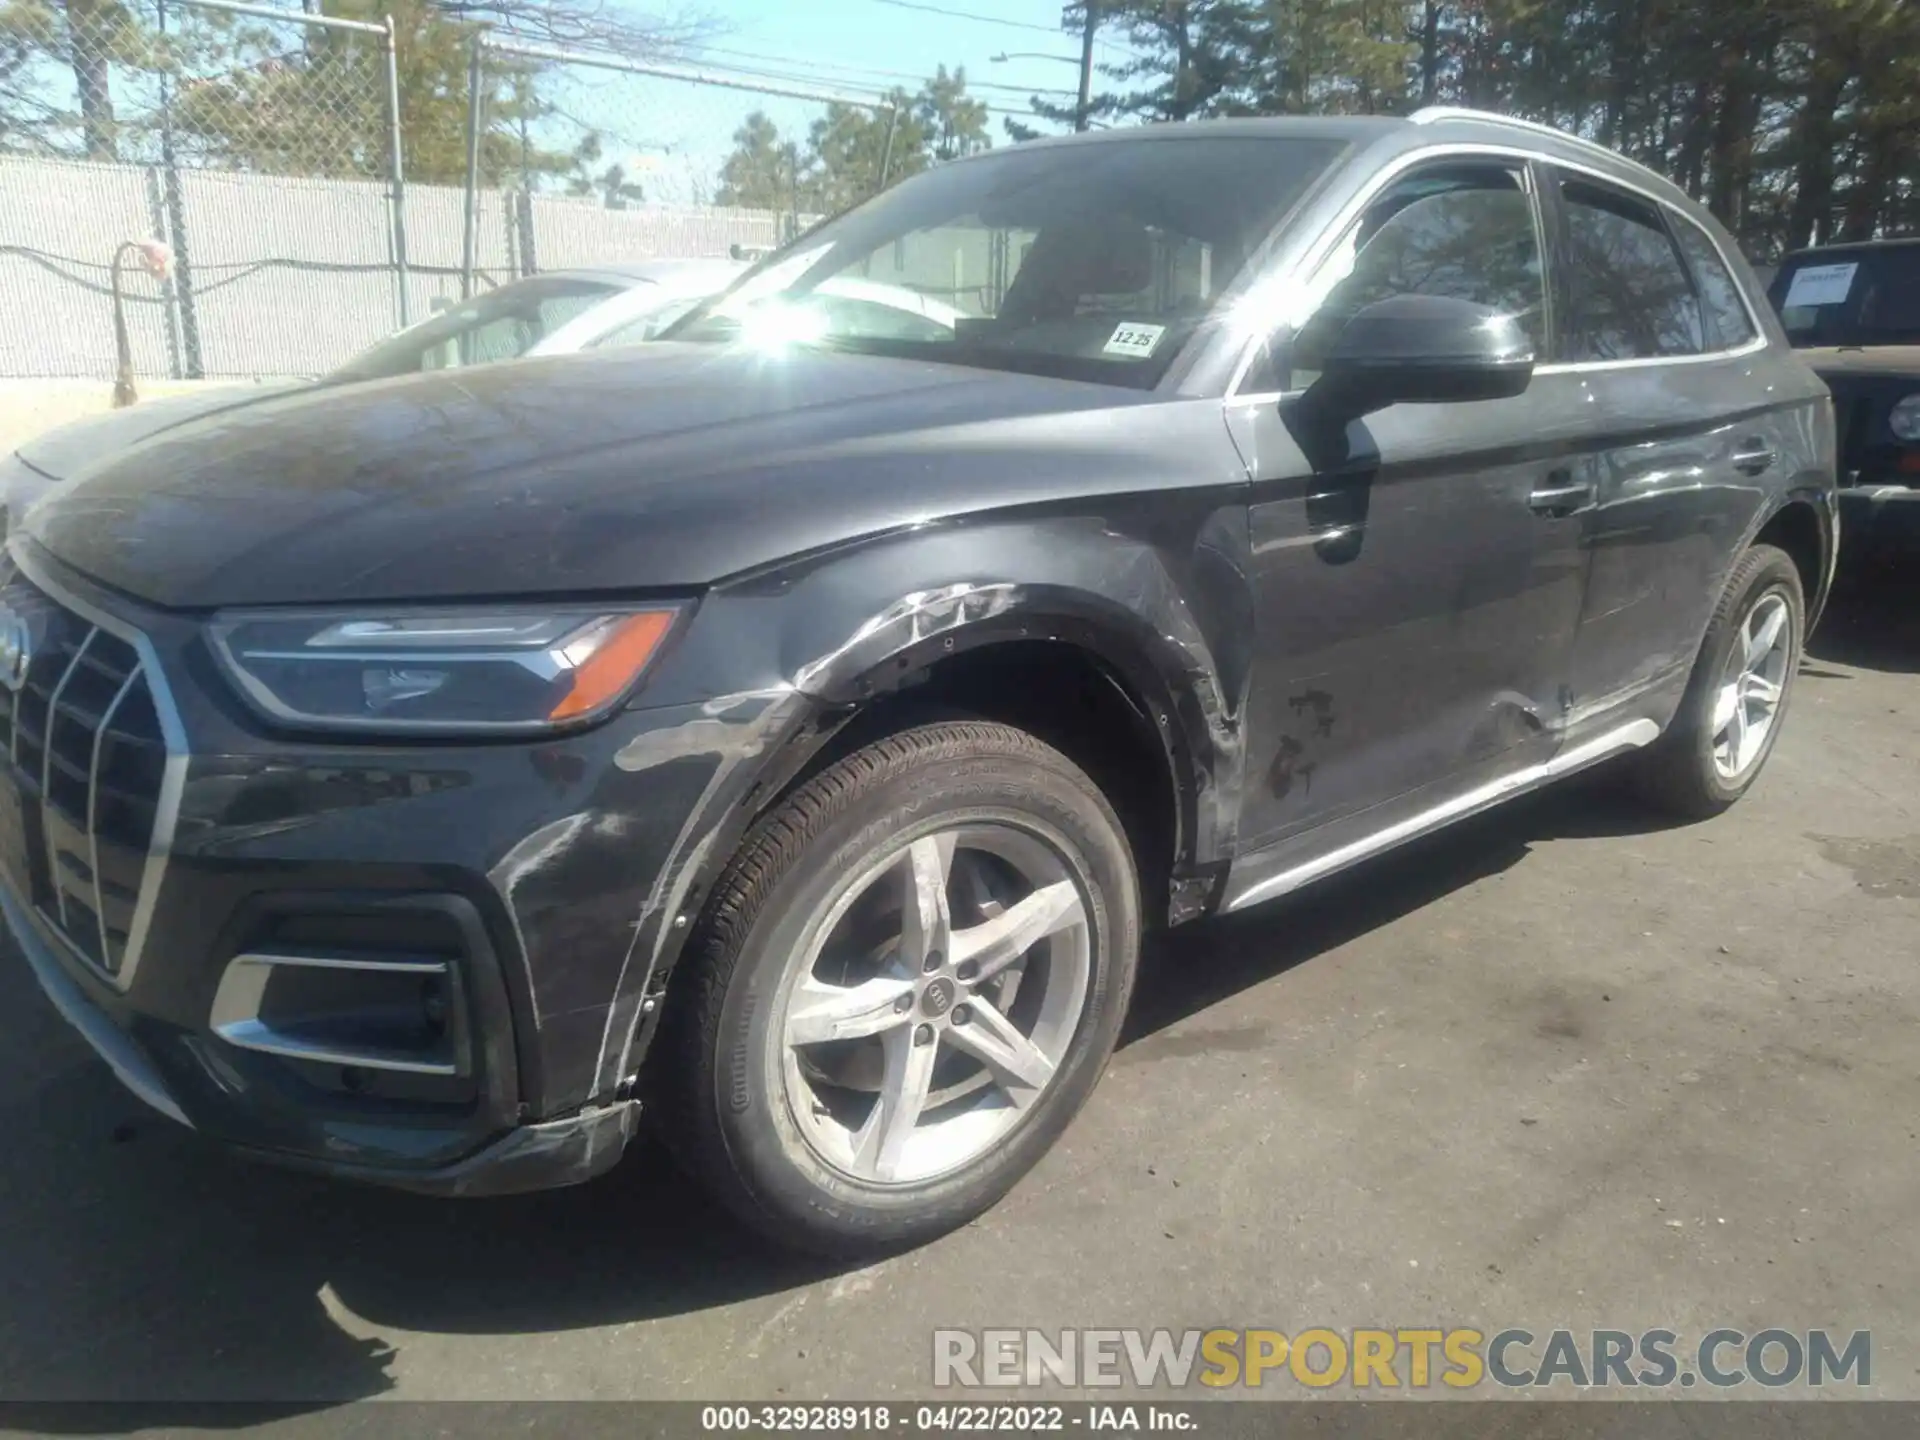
top-left (1408, 105), bottom-right (1651, 173)
top-left (1225, 139), bottom-right (1771, 401)
top-left (8, 542), bottom-right (188, 992)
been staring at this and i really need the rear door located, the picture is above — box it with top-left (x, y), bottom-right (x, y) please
top-left (1543, 169), bottom-right (1794, 731)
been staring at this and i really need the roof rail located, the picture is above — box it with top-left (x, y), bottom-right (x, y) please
top-left (1407, 106), bottom-right (1635, 170)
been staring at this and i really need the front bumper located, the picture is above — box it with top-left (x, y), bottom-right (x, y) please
top-left (1, 541), bottom-right (799, 1192)
top-left (1838, 481), bottom-right (1920, 549)
top-left (6, 874), bottom-right (640, 1194)
top-left (4, 879), bottom-right (189, 1129)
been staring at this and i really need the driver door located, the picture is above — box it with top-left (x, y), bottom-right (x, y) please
top-left (1227, 158), bottom-right (1594, 862)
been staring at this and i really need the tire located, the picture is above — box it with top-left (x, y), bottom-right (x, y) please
top-left (1633, 543), bottom-right (1805, 819)
top-left (658, 720), bottom-right (1140, 1257)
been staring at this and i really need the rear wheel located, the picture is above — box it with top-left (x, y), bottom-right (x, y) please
top-left (1633, 543), bottom-right (1804, 818)
top-left (660, 721), bottom-right (1139, 1256)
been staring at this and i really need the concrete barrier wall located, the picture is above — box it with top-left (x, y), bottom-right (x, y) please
top-left (2, 155), bottom-right (793, 382)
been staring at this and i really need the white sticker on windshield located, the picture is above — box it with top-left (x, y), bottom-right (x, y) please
top-left (1103, 322), bottom-right (1167, 358)
top-left (1782, 262), bottom-right (1858, 308)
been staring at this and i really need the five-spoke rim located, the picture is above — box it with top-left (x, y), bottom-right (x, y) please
top-left (775, 822), bottom-right (1091, 1186)
top-left (1712, 590), bottom-right (1792, 781)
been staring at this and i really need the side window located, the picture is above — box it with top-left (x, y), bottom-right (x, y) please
top-left (1286, 164), bottom-right (1545, 390)
top-left (1669, 213), bottom-right (1757, 349)
top-left (534, 290), bottom-right (614, 337)
top-left (1557, 180), bottom-right (1704, 361)
top-left (432, 284), bottom-right (618, 369)
top-left (1856, 260), bottom-right (1920, 339)
top-left (593, 297), bottom-right (706, 350)
top-left (446, 314), bottom-right (536, 368)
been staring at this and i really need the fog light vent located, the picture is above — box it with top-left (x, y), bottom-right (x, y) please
top-left (209, 949), bottom-right (465, 1077)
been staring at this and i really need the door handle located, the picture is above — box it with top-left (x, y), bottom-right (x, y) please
top-left (1731, 441), bottom-right (1777, 476)
top-left (1528, 471), bottom-right (1593, 516)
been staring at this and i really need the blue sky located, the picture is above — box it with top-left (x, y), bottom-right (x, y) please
top-left (568, 0), bottom-right (1143, 202)
top-left (682, 0), bottom-right (1110, 128)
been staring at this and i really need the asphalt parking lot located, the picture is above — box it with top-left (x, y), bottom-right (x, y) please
top-left (1, 569), bottom-right (1915, 1408)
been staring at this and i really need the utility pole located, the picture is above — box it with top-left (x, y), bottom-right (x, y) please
top-left (1075, 2), bottom-right (1097, 131)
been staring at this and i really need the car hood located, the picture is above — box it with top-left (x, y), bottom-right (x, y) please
top-left (25, 345), bottom-right (1164, 609)
top-left (14, 383), bottom-right (304, 480)
top-left (1797, 346), bottom-right (1920, 381)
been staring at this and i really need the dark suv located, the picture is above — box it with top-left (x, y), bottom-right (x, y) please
top-left (1767, 236), bottom-right (1920, 558)
top-left (5, 109), bottom-right (1835, 1256)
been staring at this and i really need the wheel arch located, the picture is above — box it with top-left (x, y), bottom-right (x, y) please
top-left (600, 513), bottom-right (1251, 1095)
top-left (1749, 491), bottom-right (1834, 628)
top-left (776, 623), bottom-right (1213, 933)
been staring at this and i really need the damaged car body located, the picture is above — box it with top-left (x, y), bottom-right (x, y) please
top-left (6, 109), bottom-right (1834, 1254)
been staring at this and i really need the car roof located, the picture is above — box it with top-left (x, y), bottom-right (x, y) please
top-left (982, 108), bottom-right (1697, 213)
top-left (992, 115), bottom-right (1403, 153)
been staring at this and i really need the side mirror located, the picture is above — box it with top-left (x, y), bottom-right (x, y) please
top-left (1304, 293), bottom-right (1535, 418)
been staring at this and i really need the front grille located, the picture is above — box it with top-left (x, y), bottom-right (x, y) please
top-left (0, 563), bottom-right (168, 977)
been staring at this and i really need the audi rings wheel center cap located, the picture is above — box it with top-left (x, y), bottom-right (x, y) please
top-left (921, 977), bottom-right (957, 1018)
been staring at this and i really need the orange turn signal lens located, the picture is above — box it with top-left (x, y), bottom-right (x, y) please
top-left (547, 610), bottom-right (677, 721)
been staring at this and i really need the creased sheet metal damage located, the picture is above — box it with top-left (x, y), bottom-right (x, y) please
top-left (594, 684), bottom-right (812, 1096)
top-left (792, 582), bottom-right (1020, 694)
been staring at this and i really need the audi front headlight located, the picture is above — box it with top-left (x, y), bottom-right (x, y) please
top-left (1889, 392), bottom-right (1920, 442)
top-left (208, 606), bottom-right (684, 735)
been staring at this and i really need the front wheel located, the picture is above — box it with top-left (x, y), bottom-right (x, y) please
top-left (659, 721), bottom-right (1140, 1256)
top-left (1633, 542), bottom-right (1804, 818)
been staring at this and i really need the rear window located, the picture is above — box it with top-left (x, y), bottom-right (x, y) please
top-left (1670, 214), bottom-right (1757, 349)
top-left (1557, 179), bottom-right (1704, 361)
top-left (1860, 264), bottom-right (1920, 336)
top-left (1770, 248), bottom-right (1920, 346)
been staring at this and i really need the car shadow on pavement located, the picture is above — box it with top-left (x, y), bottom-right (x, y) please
top-left (1123, 768), bottom-right (1672, 1045)
top-left (0, 744), bottom-right (1723, 1410)
top-left (1808, 563), bottom-right (1920, 674)
top-left (0, 949), bottom-right (839, 1409)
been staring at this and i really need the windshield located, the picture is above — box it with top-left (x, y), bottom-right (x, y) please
top-left (329, 274), bottom-right (625, 382)
top-left (665, 135), bottom-right (1348, 387)
top-left (1770, 247), bottom-right (1920, 347)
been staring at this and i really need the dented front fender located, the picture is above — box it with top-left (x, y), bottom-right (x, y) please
top-left (594, 503), bottom-right (1255, 1096)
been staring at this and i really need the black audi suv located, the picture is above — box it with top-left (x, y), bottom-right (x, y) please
top-left (4, 108), bottom-right (1835, 1255)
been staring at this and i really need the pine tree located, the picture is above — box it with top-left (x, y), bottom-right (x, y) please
top-left (714, 68), bottom-right (994, 217)
top-left (1011, 0), bottom-right (1920, 259)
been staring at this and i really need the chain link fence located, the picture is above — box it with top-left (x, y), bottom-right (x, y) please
top-left (1, 0), bottom-right (409, 378)
top-left (0, 4), bottom-right (905, 380)
top-left (459, 38), bottom-right (900, 295)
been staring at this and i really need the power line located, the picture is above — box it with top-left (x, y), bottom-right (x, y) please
top-left (858, 0), bottom-right (1150, 58)
top-left (684, 42), bottom-right (1081, 96)
top-left (671, 55), bottom-right (1066, 121)
top-left (861, 0), bottom-right (1069, 34)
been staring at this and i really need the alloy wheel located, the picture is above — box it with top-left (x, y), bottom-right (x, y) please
top-left (775, 823), bottom-right (1091, 1186)
top-left (1711, 590), bottom-right (1792, 781)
